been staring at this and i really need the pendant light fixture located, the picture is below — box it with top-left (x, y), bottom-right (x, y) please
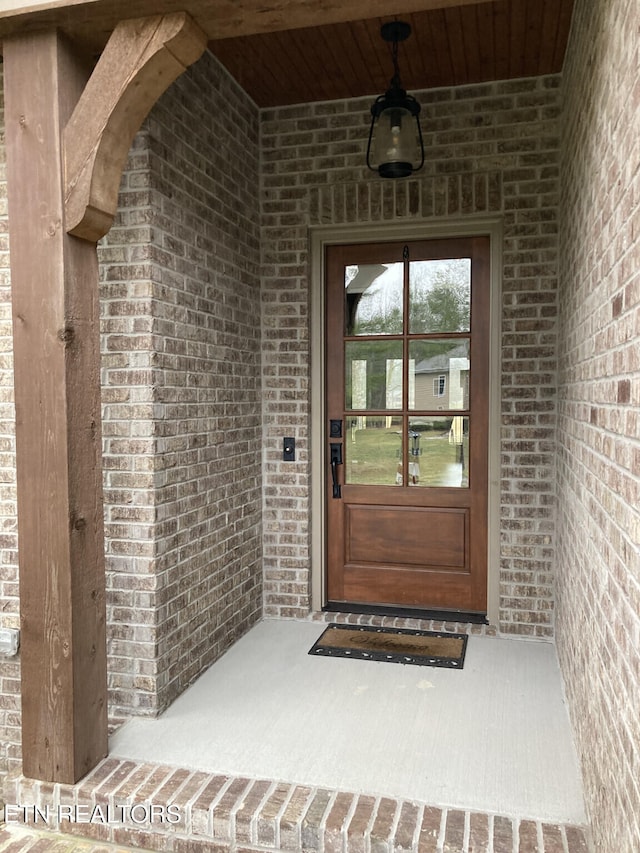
top-left (366, 20), bottom-right (425, 179)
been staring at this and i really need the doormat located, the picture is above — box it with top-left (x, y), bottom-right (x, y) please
top-left (309, 624), bottom-right (468, 669)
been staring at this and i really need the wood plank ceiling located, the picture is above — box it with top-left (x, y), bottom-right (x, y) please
top-left (0, 0), bottom-right (575, 108)
top-left (209, 0), bottom-right (575, 108)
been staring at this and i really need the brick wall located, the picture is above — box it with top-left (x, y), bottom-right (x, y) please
top-left (261, 77), bottom-right (562, 635)
top-left (99, 125), bottom-right (160, 719)
top-left (102, 51), bottom-right (263, 717)
top-left (143, 53), bottom-right (263, 710)
top-left (556, 0), bottom-right (640, 849)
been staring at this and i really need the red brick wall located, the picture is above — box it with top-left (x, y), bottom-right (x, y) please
top-left (557, 0), bottom-right (640, 849)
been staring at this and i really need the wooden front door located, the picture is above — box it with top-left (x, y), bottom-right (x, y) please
top-left (325, 237), bottom-right (490, 616)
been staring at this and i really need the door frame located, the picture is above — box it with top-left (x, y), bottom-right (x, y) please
top-left (310, 216), bottom-right (503, 625)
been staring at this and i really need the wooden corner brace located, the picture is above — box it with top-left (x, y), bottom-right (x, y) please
top-left (63, 12), bottom-right (207, 242)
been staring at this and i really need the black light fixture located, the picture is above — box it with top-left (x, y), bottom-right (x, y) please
top-left (366, 20), bottom-right (425, 179)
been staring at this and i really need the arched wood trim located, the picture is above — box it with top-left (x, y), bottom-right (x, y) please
top-left (63, 11), bottom-right (207, 241)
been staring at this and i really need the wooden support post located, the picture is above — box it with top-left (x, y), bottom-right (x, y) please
top-left (3, 13), bottom-right (206, 784)
top-left (4, 30), bottom-right (108, 783)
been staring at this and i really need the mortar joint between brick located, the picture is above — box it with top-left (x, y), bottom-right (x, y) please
top-left (248, 781), bottom-right (278, 847)
top-left (184, 773), bottom-right (220, 836)
top-left (340, 791), bottom-right (360, 851)
top-left (385, 796), bottom-right (403, 852)
top-left (410, 803), bottom-right (426, 852)
top-left (224, 778), bottom-right (255, 846)
top-left (275, 784), bottom-right (299, 850)
top-left (363, 795), bottom-right (382, 853)
top-left (193, 774), bottom-right (236, 838)
top-left (318, 789), bottom-right (338, 849)
top-left (436, 806), bottom-right (448, 852)
top-left (463, 809), bottom-right (471, 853)
top-left (279, 785), bottom-right (316, 851)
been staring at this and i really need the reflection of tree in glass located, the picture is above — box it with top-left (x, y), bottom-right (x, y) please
top-left (353, 309), bottom-right (401, 335)
top-left (410, 260), bottom-right (470, 333)
top-left (351, 260), bottom-right (470, 335)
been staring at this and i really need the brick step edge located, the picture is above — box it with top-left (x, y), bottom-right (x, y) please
top-left (3, 757), bottom-right (592, 852)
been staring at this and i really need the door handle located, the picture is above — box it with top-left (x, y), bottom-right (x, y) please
top-left (330, 443), bottom-right (342, 499)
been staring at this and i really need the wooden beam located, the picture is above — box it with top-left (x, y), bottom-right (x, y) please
top-left (209, 0), bottom-right (494, 39)
top-left (64, 12), bottom-right (207, 241)
top-left (3, 30), bottom-right (107, 783)
top-left (0, 0), bottom-right (492, 45)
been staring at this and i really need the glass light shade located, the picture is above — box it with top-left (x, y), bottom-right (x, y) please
top-left (370, 105), bottom-right (422, 178)
top-left (366, 88), bottom-right (424, 179)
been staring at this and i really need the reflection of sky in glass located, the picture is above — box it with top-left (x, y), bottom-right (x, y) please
top-left (409, 258), bottom-right (471, 286)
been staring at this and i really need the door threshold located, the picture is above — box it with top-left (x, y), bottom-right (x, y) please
top-left (324, 602), bottom-right (488, 625)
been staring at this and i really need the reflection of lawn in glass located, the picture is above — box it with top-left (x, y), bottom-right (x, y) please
top-left (345, 427), bottom-right (469, 487)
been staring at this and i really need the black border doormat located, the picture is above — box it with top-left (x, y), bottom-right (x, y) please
top-left (309, 623), bottom-right (468, 669)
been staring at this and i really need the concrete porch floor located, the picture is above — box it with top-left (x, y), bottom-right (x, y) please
top-left (4, 616), bottom-right (592, 852)
top-left (109, 618), bottom-right (586, 826)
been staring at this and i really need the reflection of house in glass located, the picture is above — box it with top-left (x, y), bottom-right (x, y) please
top-left (412, 342), bottom-right (470, 410)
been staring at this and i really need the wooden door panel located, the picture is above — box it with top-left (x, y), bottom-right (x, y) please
top-left (345, 504), bottom-right (468, 569)
top-left (325, 237), bottom-right (489, 615)
top-left (342, 566), bottom-right (475, 610)
top-left (343, 485), bottom-right (471, 508)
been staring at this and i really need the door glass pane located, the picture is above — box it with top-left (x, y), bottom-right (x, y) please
top-left (409, 340), bottom-right (470, 410)
top-left (409, 258), bottom-right (471, 333)
top-left (407, 416), bottom-right (470, 487)
top-left (345, 416), bottom-right (403, 485)
top-left (345, 263), bottom-right (403, 335)
top-left (346, 341), bottom-right (403, 410)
